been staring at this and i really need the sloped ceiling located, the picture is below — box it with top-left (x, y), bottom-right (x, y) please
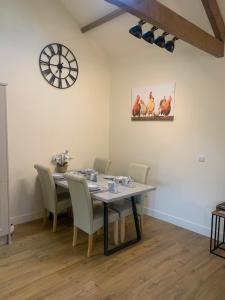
top-left (60, 0), bottom-right (225, 57)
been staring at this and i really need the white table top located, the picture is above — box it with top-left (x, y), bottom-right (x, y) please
top-left (55, 173), bottom-right (156, 203)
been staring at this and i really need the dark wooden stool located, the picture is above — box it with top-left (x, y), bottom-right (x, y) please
top-left (210, 210), bottom-right (225, 259)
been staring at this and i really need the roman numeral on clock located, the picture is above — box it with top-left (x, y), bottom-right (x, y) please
top-left (70, 68), bottom-right (78, 72)
top-left (65, 78), bottom-right (70, 87)
top-left (58, 79), bottom-right (62, 89)
top-left (57, 44), bottom-right (62, 56)
top-left (49, 74), bottom-right (56, 85)
top-left (48, 45), bottom-right (55, 56)
top-left (68, 74), bottom-right (76, 81)
top-left (42, 68), bottom-right (51, 76)
top-left (40, 60), bottom-right (49, 66)
top-left (43, 51), bottom-right (51, 60)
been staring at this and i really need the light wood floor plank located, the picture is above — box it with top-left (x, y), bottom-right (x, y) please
top-left (0, 216), bottom-right (225, 300)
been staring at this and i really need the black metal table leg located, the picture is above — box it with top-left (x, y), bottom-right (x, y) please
top-left (214, 215), bottom-right (218, 249)
top-left (103, 196), bottom-right (142, 256)
top-left (217, 216), bottom-right (221, 247)
top-left (131, 196), bottom-right (141, 241)
top-left (210, 211), bottom-right (225, 259)
top-left (223, 218), bottom-right (225, 244)
top-left (210, 213), bottom-right (214, 252)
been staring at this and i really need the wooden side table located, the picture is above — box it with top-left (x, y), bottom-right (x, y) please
top-left (210, 210), bottom-right (225, 259)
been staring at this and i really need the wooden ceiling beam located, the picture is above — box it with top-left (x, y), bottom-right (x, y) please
top-left (201, 0), bottom-right (225, 42)
top-left (81, 9), bottom-right (125, 33)
top-left (104, 0), bottom-right (224, 57)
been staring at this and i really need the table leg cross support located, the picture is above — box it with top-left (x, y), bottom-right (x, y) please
top-left (104, 196), bottom-right (141, 256)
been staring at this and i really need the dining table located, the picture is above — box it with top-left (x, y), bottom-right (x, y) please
top-left (54, 172), bottom-right (156, 256)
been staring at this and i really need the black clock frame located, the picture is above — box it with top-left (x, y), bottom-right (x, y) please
top-left (39, 43), bottom-right (79, 89)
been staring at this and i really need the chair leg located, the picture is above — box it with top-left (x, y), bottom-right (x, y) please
top-left (87, 234), bottom-right (93, 258)
top-left (114, 221), bottom-right (119, 245)
top-left (72, 226), bottom-right (77, 247)
top-left (43, 209), bottom-right (48, 226)
top-left (67, 207), bottom-right (73, 217)
top-left (120, 217), bottom-right (126, 243)
top-left (140, 215), bottom-right (144, 233)
top-left (53, 214), bottom-right (57, 233)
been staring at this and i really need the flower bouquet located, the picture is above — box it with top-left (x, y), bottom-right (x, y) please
top-left (52, 150), bottom-right (72, 173)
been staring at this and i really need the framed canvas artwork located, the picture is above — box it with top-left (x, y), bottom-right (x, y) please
top-left (131, 83), bottom-right (175, 121)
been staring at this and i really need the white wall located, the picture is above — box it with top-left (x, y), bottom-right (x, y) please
top-left (109, 47), bottom-right (225, 236)
top-left (0, 0), bottom-right (110, 224)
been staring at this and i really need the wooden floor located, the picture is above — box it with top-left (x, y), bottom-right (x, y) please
top-left (0, 216), bottom-right (225, 300)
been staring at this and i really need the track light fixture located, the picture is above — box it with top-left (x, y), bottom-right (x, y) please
top-left (142, 26), bottom-right (158, 44)
top-left (129, 20), bottom-right (146, 39)
top-left (154, 32), bottom-right (169, 48)
top-left (129, 21), bottom-right (178, 53)
top-left (165, 37), bottom-right (179, 53)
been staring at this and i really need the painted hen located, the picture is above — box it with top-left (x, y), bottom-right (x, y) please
top-left (140, 99), bottom-right (147, 116)
top-left (147, 92), bottom-right (155, 116)
top-left (159, 96), bottom-right (172, 116)
top-left (132, 95), bottom-right (141, 117)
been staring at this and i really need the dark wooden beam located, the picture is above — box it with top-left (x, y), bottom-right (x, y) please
top-left (105, 0), bottom-right (224, 57)
top-left (81, 9), bottom-right (125, 33)
top-left (201, 0), bottom-right (225, 41)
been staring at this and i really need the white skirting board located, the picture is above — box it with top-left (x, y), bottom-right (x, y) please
top-left (144, 207), bottom-right (210, 237)
top-left (10, 211), bottom-right (43, 225)
top-left (11, 207), bottom-right (211, 237)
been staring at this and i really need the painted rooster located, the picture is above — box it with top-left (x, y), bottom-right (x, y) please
top-left (132, 95), bottom-right (141, 117)
top-left (140, 99), bottom-right (147, 116)
top-left (159, 96), bottom-right (172, 116)
top-left (147, 92), bottom-right (155, 116)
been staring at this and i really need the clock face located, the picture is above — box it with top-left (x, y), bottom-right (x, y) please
top-left (39, 43), bottom-right (78, 89)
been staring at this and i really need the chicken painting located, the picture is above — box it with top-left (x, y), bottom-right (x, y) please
top-left (132, 95), bottom-right (141, 117)
top-left (131, 84), bottom-right (175, 121)
top-left (158, 96), bottom-right (172, 116)
top-left (147, 92), bottom-right (155, 116)
top-left (140, 99), bottom-right (147, 116)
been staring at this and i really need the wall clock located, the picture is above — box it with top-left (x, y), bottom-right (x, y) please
top-left (39, 43), bottom-right (78, 89)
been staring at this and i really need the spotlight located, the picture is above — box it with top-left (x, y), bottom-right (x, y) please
top-left (129, 20), bottom-right (146, 39)
top-left (165, 37), bottom-right (178, 53)
top-left (154, 32), bottom-right (169, 48)
top-left (142, 26), bottom-right (158, 44)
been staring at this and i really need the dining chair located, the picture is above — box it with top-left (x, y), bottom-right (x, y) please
top-left (64, 173), bottom-right (119, 257)
top-left (34, 164), bottom-right (71, 232)
top-left (111, 163), bottom-right (150, 243)
top-left (93, 158), bottom-right (111, 174)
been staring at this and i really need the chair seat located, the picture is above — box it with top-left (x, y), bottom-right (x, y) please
top-left (57, 195), bottom-right (71, 211)
top-left (93, 206), bottom-right (119, 232)
top-left (110, 199), bottom-right (142, 218)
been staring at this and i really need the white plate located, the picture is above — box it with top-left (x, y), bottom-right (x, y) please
top-left (88, 183), bottom-right (100, 190)
top-left (78, 168), bottom-right (95, 174)
top-left (103, 175), bottom-right (115, 180)
top-left (53, 173), bottom-right (65, 179)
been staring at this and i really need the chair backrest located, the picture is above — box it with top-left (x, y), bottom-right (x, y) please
top-left (65, 174), bottom-right (93, 234)
top-left (93, 158), bottom-right (111, 174)
top-left (34, 164), bottom-right (57, 213)
top-left (128, 163), bottom-right (150, 184)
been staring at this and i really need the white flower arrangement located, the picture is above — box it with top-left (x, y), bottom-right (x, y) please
top-left (52, 150), bottom-right (72, 167)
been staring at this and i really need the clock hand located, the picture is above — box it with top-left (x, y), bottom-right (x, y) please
top-left (40, 61), bottom-right (58, 67)
top-left (61, 66), bottom-right (78, 71)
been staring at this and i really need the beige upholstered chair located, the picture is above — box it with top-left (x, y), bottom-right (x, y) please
top-left (65, 173), bottom-right (119, 257)
top-left (34, 164), bottom-right (71, 232)
top-left (111, 163), bottom-right (150, 243)
top-left (93, 158), bottom-right (111, 174)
